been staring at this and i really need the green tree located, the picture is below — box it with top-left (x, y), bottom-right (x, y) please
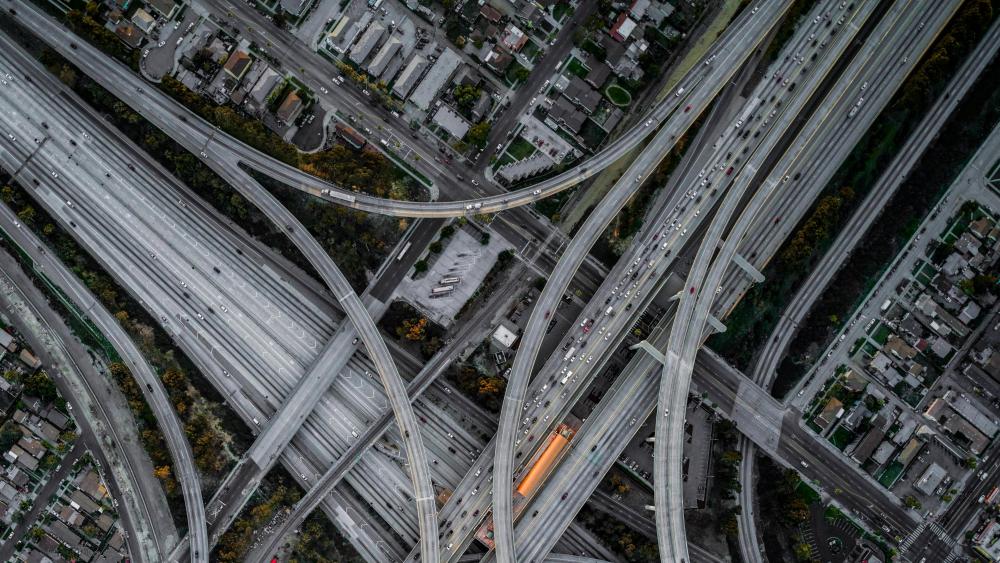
top-left (0, 421), bottom-right (21, 452)
top-left (23, 371), bottom-right (57, 402)
top-left (413, 259), bottom-right (428, 273)
top-left (464, 121), bottom-right (492, 148)
top-left (511, 65), bottom-right (530, 83)
top-left (453, 84), bottom-right (481, 112)
top-left (793, 541), bottom-right (812, 561)
top-left (17, 206), bottom-right (36, 227)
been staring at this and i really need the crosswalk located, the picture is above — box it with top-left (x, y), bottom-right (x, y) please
top-left (898, 519), bottom-right (960, 562)
top-left (898, 520), bottom-right (929, 552)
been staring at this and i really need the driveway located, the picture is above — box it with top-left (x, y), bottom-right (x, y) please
top-left (141, 10), bottom-right (201, 81)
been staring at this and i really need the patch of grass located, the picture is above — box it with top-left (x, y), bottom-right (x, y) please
top-left (506, 136), bottom-right (537, 160)
top-left (795, 480), bottom-right (821, 505)
top-left (829, 426), bottom-right (854, 450)
top-left (605, 83), bottom-right (632, 107)
top-left (565, 56), bottom-right (588, 79)
top-left (871, 323), bottom-right (890, 345)
top-left (877, 461), bottom-right (904, 488)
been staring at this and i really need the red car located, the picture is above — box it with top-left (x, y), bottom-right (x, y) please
top-left (726, 166), bottom-right (734, 175)
top-left (684, 105), bottom-right (692, 112)
top-left (689, 286), bottom-right (696, 294)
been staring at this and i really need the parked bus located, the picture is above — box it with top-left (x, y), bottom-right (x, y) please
top-left (430, 285), bottom-right (454, 297)
top-left (440, 276), bottom-right (461, 285)
top-left (986, 486), bottom-right (999, 504)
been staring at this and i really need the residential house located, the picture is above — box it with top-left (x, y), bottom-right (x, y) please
top-left (850, 414), bottom-right (887, 464)
top-left (432, 106), bottom-right (472, 139)
top-left (500, 24), bottom-right (528, 52)
top-left (480, 3), bottom-right (503, 24)
top-left (585, 61), bottom-right (612, 89)
top-left (18, 349), bottom-right (40, 370)
top-left (814, 397), bottom-right (844, 433)
top-left (484, 49), bottom-right (513, 73)
top-left (409, 49), bottom-right (462, 111)
top-left (610, 12), bottom-right (637, 42)
top-left (367, 37), bottom-right (402, 79)
top-left (146, 0), bottom-right (177, 18)
top-left (115, 24), bottom-right (144, 49)
top-left (131, 8), bottom-right (156, 34)
top-left (275, 90), bottom-right (304, 124)
top-left (349, 22), bottom-right (386, 66)
top-left (0, 330), bottom-right (15, 352)
top-left (223, 50), bottom-right (252, 81)
top-left (547, 96), bottom-right (587, 134)
top-left (563, 76), bottom-right (601, 114)
top-left (392, 55), bottom-right (428, 99)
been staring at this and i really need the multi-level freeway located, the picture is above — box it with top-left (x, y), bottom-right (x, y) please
top-left (0, 47), bottom-right (209, 563)
top-left (0, 33), bottom-right (460, 559)
top-left (655, 2), bottom-right (958, 561)
top-left (434, 2), bottom-right (956, 560)
top-left (1, 0), bottom-right (796, 560)
top-left (489, 0), bottom-right (866, 559)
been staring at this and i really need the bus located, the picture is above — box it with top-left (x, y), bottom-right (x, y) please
top-left (735, 96), bottom-right (761, 128)
top-left (397, 241), bottom-right (412, 261)
top-left (562, 347), bottom-right (576, 362)
top-left (440, 276), bottom-right (461, 285)
top-left (986, 486), bottom-right (999, 504)
top-left (430, 285), bottom-right (454, 297)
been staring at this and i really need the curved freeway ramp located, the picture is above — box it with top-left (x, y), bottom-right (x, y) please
top-left (13, 0), bottom-right (752, 220)
top-left (5, 3), bottom-right (438, 559)
top-left (652, 2), bottom-right (957, 561)
top-left (484, 3), bottom-right (793, 561)
top-left (0, 30), bottom-right (209, 562)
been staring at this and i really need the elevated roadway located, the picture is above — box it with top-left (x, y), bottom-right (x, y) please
top-left (0, 36), bottom-right (445, 559)
top-left (9, 0), bottom-right (775, 220)
top-left (443, 0), bottom-right (952, 560)
top-left (736, 16), bottom-right (1000, 562)
top-left (0, 42), bottom-right (209, 561)
top-left (248, 274), bottom-right (523, 561)
top-left (484, 2), bottom-right (799, 559)
top-left (653, 2), bottom-right (957, 561)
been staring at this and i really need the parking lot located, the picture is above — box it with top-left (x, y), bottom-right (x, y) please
top-left (394, 226), bottom-right (512, 326)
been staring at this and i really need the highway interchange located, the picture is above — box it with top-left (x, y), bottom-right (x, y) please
top-left (0, 27), bottom-right (458, 560)
top-left (0, 0), bottom-right (996, 561)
